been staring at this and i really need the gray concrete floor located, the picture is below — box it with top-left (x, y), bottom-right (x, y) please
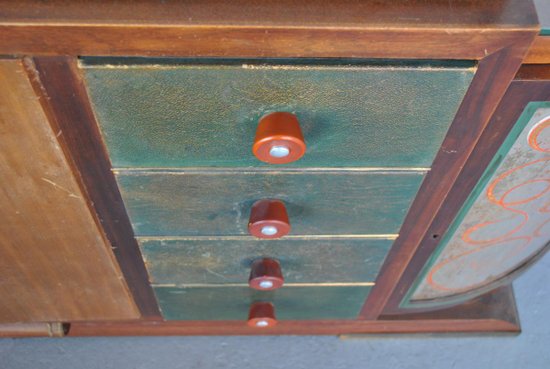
top-left (0, 253), bottom-right (548, 369)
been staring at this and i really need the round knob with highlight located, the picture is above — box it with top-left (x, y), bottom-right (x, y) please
top-left (252, 112), bottom-right (306, 164)
top-left (248, 199), bottom-right (290, 239)
top-left (247, 302), bottom-right (277, 328)
top-left (249, 258), bottom-right (284, 291)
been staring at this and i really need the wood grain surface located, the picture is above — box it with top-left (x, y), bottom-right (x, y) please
top-left (0, 0), bottom-right (538, 59)
top-left (29, 57), bottom-right (161, 318)
top-left (525, 37), bottom-right (550, 64)
top-left (0, 59), bottom-right (139, 323)
top-left (0, 0), bottom-right (537, 27)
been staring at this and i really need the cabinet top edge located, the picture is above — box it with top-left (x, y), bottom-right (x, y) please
top-left (0, 0), bottom-right (539, 30)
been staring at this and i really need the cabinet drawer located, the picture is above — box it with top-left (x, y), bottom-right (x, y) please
top-left (116, 170), bottom-right (424, 236)
top-left (141, 238), bottom-right (392, 285)
top-left (82, 58), bottom-right (474, 169)
top-left (155, 286), bottom-right (371, 320)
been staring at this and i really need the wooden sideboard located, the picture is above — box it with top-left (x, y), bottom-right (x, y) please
top-left (0, 0), bottom-right (549, 337)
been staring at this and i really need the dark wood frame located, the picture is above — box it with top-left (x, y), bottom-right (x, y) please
top-left (0, 0), bottom-right (544, 334)
top-left (380, 64), bottom-right (550, 315)
top-left (65, 286), bottom-right (520, 336)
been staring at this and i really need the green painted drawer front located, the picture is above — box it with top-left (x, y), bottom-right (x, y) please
top-left (141, 238), bottom-right (391, 285)
top-left (116, 170), bottom-right (424, 236)
top-left (155, 286), bottom-right (371, 320)
top-left (82, 59), bottom-right (474, 168)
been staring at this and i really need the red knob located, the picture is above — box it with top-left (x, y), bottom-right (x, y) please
top-left (249, 258), bottom-right (284, 291)
top-left (248, 199), bottom-right (291, 239)
top-left (252, 112), bottom-right (306, 164)
top-left (247, 302), bottom-right (277, 328)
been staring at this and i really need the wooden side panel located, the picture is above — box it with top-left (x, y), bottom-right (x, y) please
top-left (0, 60), bottom-right (139, 322)
top-left (406, 104), bottom-right (550, 307)
top-left (379, 71), bottom-right (550, 315)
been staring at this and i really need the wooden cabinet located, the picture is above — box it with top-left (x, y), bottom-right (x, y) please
top-left (0, 0), bottom-right (548, 336)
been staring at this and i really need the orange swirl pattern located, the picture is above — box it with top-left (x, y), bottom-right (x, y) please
top-left (426, 116), bottom-right (550, 293)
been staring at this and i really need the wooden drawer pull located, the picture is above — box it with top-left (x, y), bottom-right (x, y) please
top-left (249, 258), bottom-right (284, 291)
top-left (248, 199), bottom-right (291, 239)
top-left (247, 302), bottom-right (277, 328)
top-left (252, 112), bottom-right (306, 164)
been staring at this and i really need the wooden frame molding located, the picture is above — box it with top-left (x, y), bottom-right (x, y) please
top-left (379, 65), bottom-right (550, 315)
top-left (360, 39), bottom-right (538, 318)
top-left (0, 0), bottom-right (539, 59)
top-left (26, 57), bottom-right (161, 318)
top-left (66, 285), bottom-right (520, 336)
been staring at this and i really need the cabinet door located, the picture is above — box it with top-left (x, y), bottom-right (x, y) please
top-left (0, 60), bottom-right (139, 323)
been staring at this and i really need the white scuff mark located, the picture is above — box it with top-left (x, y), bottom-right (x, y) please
top-left (41, 177), bottom-right (81, 199)
top-left (205, 268), bottom-right (229, 281)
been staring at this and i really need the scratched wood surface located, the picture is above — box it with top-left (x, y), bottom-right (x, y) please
top-left (116, 171), bottom-right (425, 237)
top-left (0, 59), bottom-right (139, 323)
top-left (155, 286), bottom-right (372, 321)
top-left (140, 238), bottom-right (392, 285)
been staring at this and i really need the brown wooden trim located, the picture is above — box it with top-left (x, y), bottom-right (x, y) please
top-left (380, 285), bottom-right (519, 325)
top-left (27, 57), bottom-right (161, 318)
top-left (0, 27), bottom-right (537, 60)
top-left (65, 285), bottom-right (519, 336)
top-left (66, 319), bottom-right (519, 336)
top-left (0, 0), bottom-right (539, 59)
top-left (359, 36), bottom-right (537, 319)
top-left (524, 36), bottom-right (550, 64)
top-left (515, 63), bottom-right (550, 79)
top-left (380, 69), bottom-right (550, 315)
top-left (0, 0), bottom-right (537, 27)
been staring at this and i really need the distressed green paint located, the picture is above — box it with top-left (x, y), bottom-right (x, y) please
top-left (140, 238), bottom-right (391, 285)
top-left (116, 171), bottom-right (424, 236)
top-left (154, 286), bottom-right (371, 320)
top-left (82, 59), bottom-right (474, 168)
top-left (401, 102), bottom-right (550, 309)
